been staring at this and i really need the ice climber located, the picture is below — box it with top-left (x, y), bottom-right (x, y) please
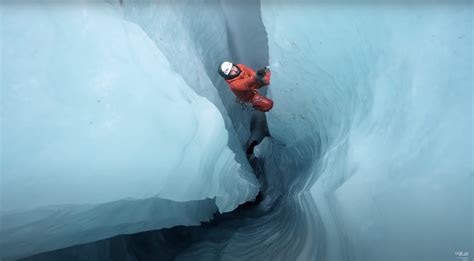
top-left (218, 61), bottom-right (273, 112)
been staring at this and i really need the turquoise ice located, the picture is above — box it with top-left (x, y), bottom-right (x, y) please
top-left (261, 1), bottom-right (472, 260)
top-left (1, 1), bottom-right (258, 258)
top-left (1, 0), bottom-right (472, 260)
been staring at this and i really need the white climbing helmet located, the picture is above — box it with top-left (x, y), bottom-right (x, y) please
top-left (220, 61), bottom-right (233, 75)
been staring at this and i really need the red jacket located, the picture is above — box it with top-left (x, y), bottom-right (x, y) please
top-left (225, 64), bottom-right (271, 102)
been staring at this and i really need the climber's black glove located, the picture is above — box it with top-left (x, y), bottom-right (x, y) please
top-left (255, 68), bottom-right (268, 85)
top-left (256, 68), bottom-right (266, 78)
top-left (255, 75), bottom-right (265, 85)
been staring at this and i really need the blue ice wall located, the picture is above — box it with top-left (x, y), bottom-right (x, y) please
top-left (1, 1), bottom-right (472, 260)
top-left (0, 1), bottom-right (259, 259)
top-left (261, 1), bottom-right (472, 260)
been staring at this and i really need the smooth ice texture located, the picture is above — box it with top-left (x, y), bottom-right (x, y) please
top-left (1, 1), bottom-right (473, 261)
top-left (261, 1), bottom-right (473, 260)
top-left (0, 1), bottom-right (259, 259)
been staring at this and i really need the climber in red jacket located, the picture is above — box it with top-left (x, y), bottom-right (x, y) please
top-left (218, 61), bottom-right (273, 112)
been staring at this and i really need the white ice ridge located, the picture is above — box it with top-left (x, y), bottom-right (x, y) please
top-left (1, 1), bottom-right (258, 258)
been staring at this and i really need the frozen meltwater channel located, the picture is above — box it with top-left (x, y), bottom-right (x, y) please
top-left (0, 1), bottom-right (259, 259)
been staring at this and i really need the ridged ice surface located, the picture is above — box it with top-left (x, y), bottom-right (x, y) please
top-left (1, 1), bottom-right (473, 261)
top-left (262, 1), bottom-right (473, 260)
top-left (0, 1), bottom-right (259, 259)
top-left (167, 1), bottom-right (473, 260)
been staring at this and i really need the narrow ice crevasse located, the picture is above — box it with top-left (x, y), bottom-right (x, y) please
top-left (2, 1), bottom-right (472, 261)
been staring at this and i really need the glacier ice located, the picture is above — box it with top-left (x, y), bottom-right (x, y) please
top-left (1, 1), bottom-right (259, 259)
top-left (1, 0), bottom-right (473, 261)
top-left (118, 0), bottom-right (269, 147)
top-left (261, 1), bottom-right (473, 260)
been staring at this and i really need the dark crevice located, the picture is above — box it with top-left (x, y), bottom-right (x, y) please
top-left (22, 187), bottom-right (279, 261)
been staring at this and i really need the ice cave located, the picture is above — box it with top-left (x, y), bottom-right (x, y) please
top-left (1, 0), bottom-right (472, 260)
